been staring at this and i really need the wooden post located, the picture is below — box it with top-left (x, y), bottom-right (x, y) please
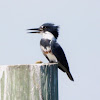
top-left (0, 64), bottom-right (58, 100)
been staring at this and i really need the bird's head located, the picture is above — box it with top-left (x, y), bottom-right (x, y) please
top-left (28, 23), bottom-right (59, 39)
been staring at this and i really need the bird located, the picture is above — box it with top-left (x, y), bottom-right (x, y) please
top-left (28, 23), bottom-right (74, 81)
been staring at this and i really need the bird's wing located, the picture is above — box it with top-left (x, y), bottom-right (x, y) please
top-left (51, 41), bottom-right (69, 69)
top-left (51, 41), bottom-right (74, 81)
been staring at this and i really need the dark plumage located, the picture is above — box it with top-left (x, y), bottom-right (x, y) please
top-left (40, 39), bottom-right (50, 49)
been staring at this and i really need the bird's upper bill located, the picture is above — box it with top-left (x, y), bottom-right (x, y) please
top-left (27, 28), bottom-right (41, 33)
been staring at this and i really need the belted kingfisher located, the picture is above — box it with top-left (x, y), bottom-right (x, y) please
top-left (28, 23), bottom-right (74, 81)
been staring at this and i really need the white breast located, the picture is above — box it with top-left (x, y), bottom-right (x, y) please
top-left (40, 45), bottom-right (57, 62)
top-left (46, 52), bottom-right (57, 62)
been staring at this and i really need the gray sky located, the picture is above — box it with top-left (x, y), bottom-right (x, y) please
top-left (0, 0), bottom-right (100, 100)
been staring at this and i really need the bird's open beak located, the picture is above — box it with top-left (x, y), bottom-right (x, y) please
top-left (27, 28), bottom-right (40, 33)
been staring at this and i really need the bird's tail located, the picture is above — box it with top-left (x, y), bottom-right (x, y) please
top-left (66, 71), bottom-right (74, 81)
top-left (58, 63), bottom-right (74, 81)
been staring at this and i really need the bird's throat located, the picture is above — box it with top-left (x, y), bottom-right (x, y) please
top-left (42, 31), bottom-right (56, 41)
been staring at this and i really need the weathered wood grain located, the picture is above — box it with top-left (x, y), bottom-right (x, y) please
top-left (0, 64), bottom-right (58, 100)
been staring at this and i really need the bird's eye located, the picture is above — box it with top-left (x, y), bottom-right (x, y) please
top-left (43, 26), bottom-right (47, 29)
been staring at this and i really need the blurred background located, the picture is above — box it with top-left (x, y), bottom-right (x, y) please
top-left (0, 0), bottom-right (100, 100)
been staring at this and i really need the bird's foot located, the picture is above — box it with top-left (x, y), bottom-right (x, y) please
top-left (35, 61), bottom-right (43, 64)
